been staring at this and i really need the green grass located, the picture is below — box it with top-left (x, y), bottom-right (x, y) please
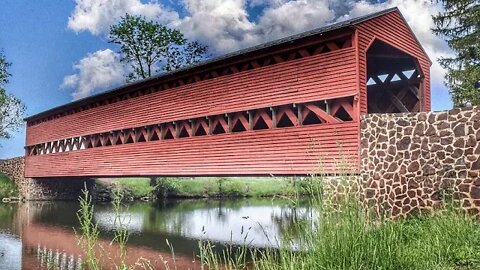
top-left (115, 178), bottom-right (154, 198)
top-left (0, 173), bottom-right (18, 199)
top-left (77, 175), bottom-right (480, 270)
top-left (107, 176), bottom-right (307, 199)
top-left (153, 176), bottom-right (306, 198)
top-left (197, 177), bottom-right (480, 270)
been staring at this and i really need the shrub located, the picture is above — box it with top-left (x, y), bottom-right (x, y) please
top-left (0, 173), bottom-right (18, 199)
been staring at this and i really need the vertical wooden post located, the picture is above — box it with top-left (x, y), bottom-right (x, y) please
top-left (419, 80), bottom-right (424, 112)
top-left (297, 104), bottom-right (303, 126)
top-left (174, 122), bottom-right (179, 138)
top-left (353, 95), bottom-right (359, 120)
top-left (207, 117), bottom-right (213, 135)
top-left (191, 120), bottom-right (196, 136)
top-left (227, 113), bottom-right (232, 132)
top-left (271, 107), bottom-right (277, 128)
top-left (248, 111), bottom-right (254, 130)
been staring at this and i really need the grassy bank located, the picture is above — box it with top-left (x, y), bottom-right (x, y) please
top-left (197, 179), bottom-right (480, 270)
top-left (0, 173), bottom-right (18, 199)
top-left (106, 177), bottom-right (306, 199)
top-left (77, 174), bottom-right (480, 269)
top-left (154, 177), bottom-right (305, 198)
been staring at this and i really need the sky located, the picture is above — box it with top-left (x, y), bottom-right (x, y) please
top-left (0, 0), bottom-right (454, 159)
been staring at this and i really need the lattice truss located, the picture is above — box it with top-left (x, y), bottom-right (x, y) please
top-left (26, 96), bottom-right (356, 156)
top-left (28, 32), bottom-right (353, 126)
top-left (366, 39), bottom-right (423, 113)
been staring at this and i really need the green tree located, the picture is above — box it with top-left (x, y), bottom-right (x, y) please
top-left (0, 51), bottom-right (25, 140)
top-left (433, 0), bottom-right (480, 106)
top-left (109, 14), bottom-right (208, 82)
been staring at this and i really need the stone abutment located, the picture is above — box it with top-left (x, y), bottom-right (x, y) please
top-left (360, 106), bottom-right (480, 217)
top-left (0, 157), bottom-right (93, 200)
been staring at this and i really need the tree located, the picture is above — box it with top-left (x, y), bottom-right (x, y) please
top-left (433, 0), bottom-right (480, 106)
top-left (0, 51), bottom-right (25, 140)
top-left (109, 14), bottom-right (208, 82)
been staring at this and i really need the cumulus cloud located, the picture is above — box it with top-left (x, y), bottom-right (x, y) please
top-left (179, 0), bottom-right (257, 52)
top-left (64, 0), bottom-right (452, 104)
top-left (61, 49), bottom-right (125, 100)
top-left (255, 0), bottom-right (334, 41)
top-left (68, 0), bottom-right (179, 35)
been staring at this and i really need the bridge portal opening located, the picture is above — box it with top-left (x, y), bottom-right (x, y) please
top-left (367, 39), bottom-right (423, 113)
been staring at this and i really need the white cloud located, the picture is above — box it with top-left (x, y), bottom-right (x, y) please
top-left (255, 0), bottom-right (334, 41)
top-left (68, 0), bottom-right (179, 35)
top-left (61, 49), bottom-right (125, 100)
top-left (179, 0), bottom-right (257, 52)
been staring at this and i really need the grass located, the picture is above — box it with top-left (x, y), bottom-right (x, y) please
top-left (77, 174), bottom-right (480, 270)
top-left (197, 176), bottom-right (480, 270)
top-left (0, 173), bottom-right (18, 199)
top-left (154, 176), bottom-right (306, 198)
top-left (105, 176), bottom-right (306, 200)
top-left (115, 178), bottom-right (154, 199)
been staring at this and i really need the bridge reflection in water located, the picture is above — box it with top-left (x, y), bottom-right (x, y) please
top-left (0, 199), bottom-right (314, 269)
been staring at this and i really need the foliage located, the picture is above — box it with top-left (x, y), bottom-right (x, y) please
top-left (0, 173), bottom-right (18, 199)
top-left (109, 14), bottom-right (208, 82)
top-left (197, 174), bottom-right (480, 270)
top-left (76, 185), bottom-right (102, 270)
top-left (0, 51), bottom-right (25, 140)
top-left (151, 177), bottom-right (307, 199)
top-left (111, 188), bottom-right (130, 270)
top-left (115, 178), bottom-right (154, 199)
top-left (76, 174), bottom-right (480, 270)
top-left (76, 185), bottom-right (145, 270)
top-left (433, 0), bottom-right (480, 106)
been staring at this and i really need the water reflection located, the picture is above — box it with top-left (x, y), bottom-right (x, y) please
top-left (0, 198), bottom-right (314, 269)
top-left (0, 231), bottom-right (22, 269)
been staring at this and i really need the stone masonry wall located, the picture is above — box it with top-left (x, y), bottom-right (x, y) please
top-left (0, 157), bottom-right (94, 200)
top-left (361, 106), bottom-right (480, 218)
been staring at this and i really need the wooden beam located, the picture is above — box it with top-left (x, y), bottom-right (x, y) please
top-left (305, 104), bottom-right (339, 123)
top-left (386, 91), bottom-right (409, 113)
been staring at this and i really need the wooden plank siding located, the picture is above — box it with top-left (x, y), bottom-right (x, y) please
top-left (24, 9), bottom-right (430, 178)
top-left (25, 123), bottom-right (359, 177)
top-left (26, 48), bottom-right (357, 146)
top-left (356, 11), bottom-right (431, 114)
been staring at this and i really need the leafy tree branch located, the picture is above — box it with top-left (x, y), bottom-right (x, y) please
top-left (109, 14), bottom-right (208, 82)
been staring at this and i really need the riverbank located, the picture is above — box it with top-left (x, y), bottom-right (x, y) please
top-left (95, 177), bottom-right (307, 201)
top-left (73, 177), bottom-right (480, 270)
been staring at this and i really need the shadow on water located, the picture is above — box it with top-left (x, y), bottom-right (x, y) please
top-left (0, 198), bottom-right (315, 269)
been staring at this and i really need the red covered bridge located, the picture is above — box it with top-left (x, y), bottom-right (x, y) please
top-left (24, 8), bottom-right (430, 178)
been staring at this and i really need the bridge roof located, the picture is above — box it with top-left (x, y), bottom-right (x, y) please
top-left (26, 7), bottom-right (421, 122)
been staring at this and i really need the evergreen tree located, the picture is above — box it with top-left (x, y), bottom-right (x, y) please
top-left (433, 0), bottom-right (479, 106)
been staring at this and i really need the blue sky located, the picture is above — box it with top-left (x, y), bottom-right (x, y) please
top-left (0, 0), bottom-right (453, 159)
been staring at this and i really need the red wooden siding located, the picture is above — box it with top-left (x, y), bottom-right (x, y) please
top-left (25, 123), bottom-right (358, 177)
top-left (356, 11), bottom-right (431, 114)
top-left (26, 48), bottom-right (357, 146)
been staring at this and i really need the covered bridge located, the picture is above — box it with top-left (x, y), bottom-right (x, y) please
top-left (24, 7), bottom-right (431, 178)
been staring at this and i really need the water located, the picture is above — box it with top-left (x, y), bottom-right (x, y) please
top-left (0, 198), bottom-right (314, 269)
